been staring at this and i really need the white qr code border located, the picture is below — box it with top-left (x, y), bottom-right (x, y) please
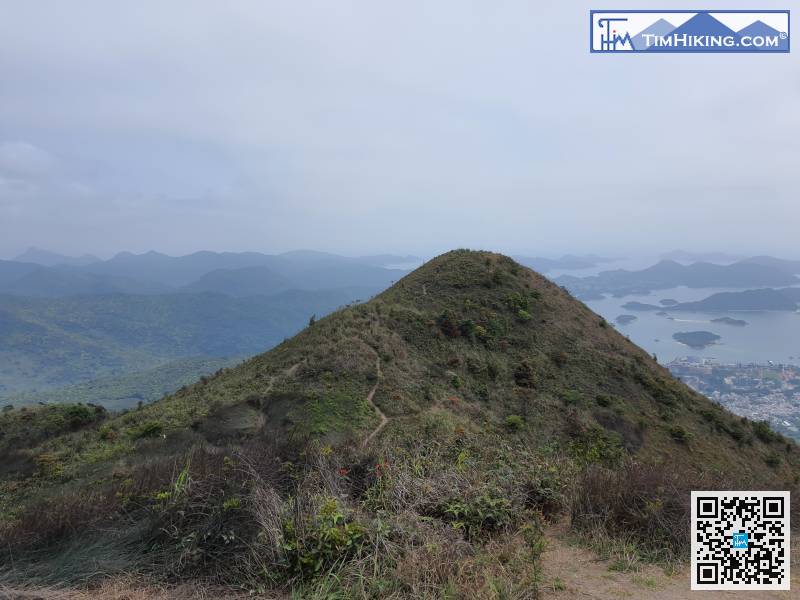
top-left (691, 490), bottom-right (790, 591)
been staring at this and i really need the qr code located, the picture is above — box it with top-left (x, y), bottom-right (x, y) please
top-left (691, 491), bottom-right (790, 590)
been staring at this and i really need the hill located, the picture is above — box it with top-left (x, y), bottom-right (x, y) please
top-left (0, 251), bottom-right (796, 597)
top-left (512, 254), bottom-right (613, 273)
top-left (0, 250), bottom-right (411, 297)
top-left (742, 255), bottom-right (800, 275)
top-left (0, 289), bottom-right (369, 396)
top-left (623, 288), bottom-right (800, 312)
top-left (180, 266), bottom-right (294, 297)
top-left (13, 247), bottom-right (101, 267)
top-left (0, 266), bottom-right (171, 297)
top-left (558, 259), bottom-right (799, 299)
top-left (3, 356), bottom-right (241, 411)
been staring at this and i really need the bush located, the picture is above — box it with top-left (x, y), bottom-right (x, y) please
top-left (505, 415), bottom-right (524, 431)
top-left (595, 394), bottom-right (615, 408)
top-left (514, 361), bottom-right (535, 388)
top-left (282, 497), bottom-right (367, 578)
top-left (569, 426), bottom-right (624, 466)
top-left (517, 309), bottom-right (532, 322)
top-left (441, 491), bottom-right (513, 540)
top-left (562, 390), bottom-right (583, 405)
top-left (764, 451), bottom-right (782, 468)
top-left (128, 420), bottom-right (164, 440)
top-left (668, 425), bottom-right (691, 444)
top-left (437, 310), bottom-right (460, 338)
top-left (506, 292), bottom-right (529, 312)
top-left (459, 319), bottom-right (476, 338)
top-left (753, 420), bottom-right (778, 444)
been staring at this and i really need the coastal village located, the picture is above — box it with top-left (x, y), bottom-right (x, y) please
top-left (668, 357), bottom-right (800, 440)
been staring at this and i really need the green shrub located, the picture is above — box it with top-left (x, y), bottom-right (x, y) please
top-left (282, 497), bottom-right (366, 578)
top-left (569, 427), bottom-right (624, 465)
top-left (505, 415), bottom-right (524, 431)
top-left (764, 451), bottom-right (782, 468)
top-left (506, 292), bottom-right (529, 312)
top-left (98, 424), bottom-right (118, 441)
top-left (128, 420), bottom-right (164, 440)
top-left (595, 394), bottom-right (615, 407)
top-left (441, 491), bottom-right (512, 540)
top-left (668, 425), bottom-right (691, 444)
top-left (64, 404), bottom-right (97, 429)
top-left (459, 319), bottom-right (476, 338)
top-left (752, 420), bottom-right (778, 444)
top-left (517, 309), bottom-right (532, 322)
top-left (561, 390), bottom-right (582, 406)
top-left (222, 497), bottom-right (241, 511)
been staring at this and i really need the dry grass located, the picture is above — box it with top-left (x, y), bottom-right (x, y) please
top-left (0, 577), bottom-right (269, 599)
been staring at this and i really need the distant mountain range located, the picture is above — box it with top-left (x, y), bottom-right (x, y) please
top-left (660, 250), bottom-right (744, 264)
top-left (512, 254), bottom-right (614, 273)
top-left (558, 258), bottom-right (800, 299)
top-left (0, 249), bottom-right (415, 297)
top-left (13, 247), bottom-right (101, 267)
top-left (623, 287), bottom-right (800, 312)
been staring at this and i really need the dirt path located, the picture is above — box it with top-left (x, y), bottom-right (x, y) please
top-left (361, 357), bottom-right (388, 448)
top-left (539, 523), bottom-right (797, 599)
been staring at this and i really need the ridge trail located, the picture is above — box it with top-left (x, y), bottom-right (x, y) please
top-left (361, 356), bottom-right (388, 447)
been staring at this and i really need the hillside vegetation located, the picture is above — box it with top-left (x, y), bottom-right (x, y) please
top-left (0, 289), bottom-right (368, 396)
top-left (1, 251), bottom-right (797, 598)
top-left (3, 357), bottom-right (241, 411)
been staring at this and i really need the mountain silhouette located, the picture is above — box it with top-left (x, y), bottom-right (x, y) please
top-left (670, 12), bottom-right (735, 36)
top-left (648, 12), bottom-right (735, 52)
top-left (736, 20), bottom-right (789, 51)
top-left (632, 18), bottom-right (675, 50)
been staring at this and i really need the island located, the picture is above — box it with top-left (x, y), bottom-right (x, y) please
top-left (711, 317), bottom-right (748, 327)
top-left (622, 301), bottom-right (660, 311)
top-left (672, 331), bottom-right (721, 349)
top-left (615, 314), bottom-right (637, 325)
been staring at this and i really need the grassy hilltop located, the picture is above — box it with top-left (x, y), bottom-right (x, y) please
top-left (1, 250), bottom-right (797, 598)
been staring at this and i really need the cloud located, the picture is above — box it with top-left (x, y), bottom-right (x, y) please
top-left (0, 1), bottom-right (798, 258)
top-left (0, 141), bottom-right (58, 178)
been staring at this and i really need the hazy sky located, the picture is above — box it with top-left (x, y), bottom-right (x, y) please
top-left (1, 1), bottom-right (798, 259)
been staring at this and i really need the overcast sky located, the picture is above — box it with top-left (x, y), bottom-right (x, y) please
top-left (1, 1), bottom-right (798, 260)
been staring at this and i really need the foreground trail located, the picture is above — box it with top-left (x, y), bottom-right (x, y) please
top-left (539, 523), bottom-right (798, 599)
top-left (361, 357), bottom-right (388, 448)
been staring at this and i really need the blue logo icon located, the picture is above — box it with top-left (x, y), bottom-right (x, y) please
top-left (732, 532), bottom-right (748, 549)
top-left (591, 10), bottom-right (790, 53)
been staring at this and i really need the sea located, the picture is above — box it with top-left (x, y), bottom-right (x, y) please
top-left (548, 258), bottom-right (800, 367)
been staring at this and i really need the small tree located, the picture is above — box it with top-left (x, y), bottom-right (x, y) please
top-left (308, 314), bottom-right (317, 327)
